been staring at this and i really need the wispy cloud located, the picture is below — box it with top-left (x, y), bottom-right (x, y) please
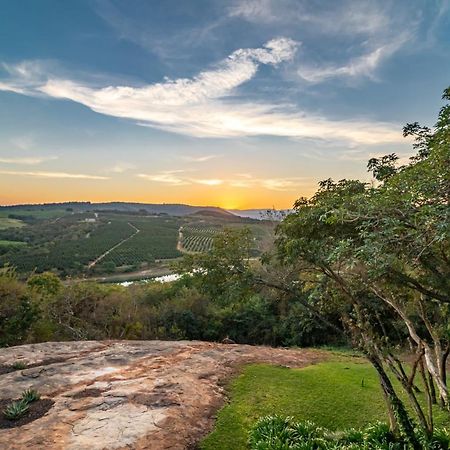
top-left (228, 0), bottom-right (391, 35)
top-left (0, 156), bottom-right (58, 165)
top-left (137, 170), bottom-right (188, 185)
top-left (297, 34), bottom-right (411, 84)
top-left (0, 170), bottom-right (109, 180)
top-left (193, 179), bottom-right (224, 186)
top-left (181, 154), bottom-right (222, 163)
top-left (229, 1), bottom-right (415, 84)
top-left (9, 135), bottom-right (35, 150)
top-left (0, 38), bottom-right (403, 144)
top-left (138, 170), bottom-right (309, 191)
top-left (106, 161), bottom-right (136, 173)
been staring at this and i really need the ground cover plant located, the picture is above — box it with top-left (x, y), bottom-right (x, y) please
top-left (249, 416), bottom-right (450, 449)
top-left (0, 388), bottom-right (53, 429)
top-left (2, 389), bottom-right (41, 421)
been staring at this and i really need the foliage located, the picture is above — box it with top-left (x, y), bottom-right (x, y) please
top-left (0, 267), bottom-right (39, 347)
top-left (3, 400), bottom-right (29, 421)
top-left (11, 361), bottom-right (27, 370)
top-left (249, 417), bottom-right (450, 449)
top-left (273, 87), bottom-right (450, 437)
top-left (21, 389), bottom-right (40, 403)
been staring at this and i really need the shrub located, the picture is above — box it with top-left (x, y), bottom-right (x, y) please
top-left (248, 417), bottom-right (450, 450)
top-left (3, 400), bottom-right (29, 421)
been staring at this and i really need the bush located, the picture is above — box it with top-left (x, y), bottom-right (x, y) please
top-left (248, 417), bottom-right (450, 450)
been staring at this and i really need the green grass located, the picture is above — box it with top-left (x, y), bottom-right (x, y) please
top-left (0, 218), bottom-right (25, 230)
top-left (0, 240), bottom-right (27, 247)
top-left (200, 359), bottom-right (450, 450)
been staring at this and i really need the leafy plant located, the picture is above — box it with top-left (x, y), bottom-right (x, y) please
top-left (248, 417), bottom-right (450, 450)
top-left (21, 388), bottom-right (40, 403)
top-left (11, 361), bottom-right (27, 370)
top-left (3, 400), bottom-right (29, 421)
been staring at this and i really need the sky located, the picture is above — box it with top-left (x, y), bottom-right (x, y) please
top-left (0, 0), bottom-right (449, 209)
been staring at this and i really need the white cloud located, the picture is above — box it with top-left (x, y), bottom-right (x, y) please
top-left (0, 38), bottom-right (403, 144)
top-left (137, 170), bottom-right (188, 185)
top-left (0, 170), bottom-right (109, 179)
top-left (229, 0), bottom-right (391, 35)
top-left (0, 156), bottom-right (57, 165)
top-left (297, 35), bottom-right (410, 83)
top-left (182, 154), bottom-right (222, 163)
top-left (138, 170), bottom-right (309, 191)
top-left (106, 162), bottom-right (136, 173)
top-left (193, 179), bottom-right (224, 186)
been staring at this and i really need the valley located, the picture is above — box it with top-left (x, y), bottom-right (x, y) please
top-left (0, 203), bottom-right (274, 280)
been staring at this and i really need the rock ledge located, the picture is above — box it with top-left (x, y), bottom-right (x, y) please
top-left (0, 340), bottom-right (323, 450)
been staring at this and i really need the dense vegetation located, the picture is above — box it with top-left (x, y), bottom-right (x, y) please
top-left (0, 268), bottom-right (338, 347)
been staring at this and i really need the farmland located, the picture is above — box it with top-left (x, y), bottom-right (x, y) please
top-left (0, 218), bottom-right (25, 230)
top-left (179, 226), bottom-right (223, 253)
top-left (99, 217), bottom-right (181, 268)
top-left (0, 204), bottom-right (273, 278)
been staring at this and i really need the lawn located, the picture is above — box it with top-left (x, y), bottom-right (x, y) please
top-left (200, 359), bottom-right (450, 450)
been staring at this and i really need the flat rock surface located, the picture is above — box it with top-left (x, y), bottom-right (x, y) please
top-left (0, 340), bottom-right (324, 449)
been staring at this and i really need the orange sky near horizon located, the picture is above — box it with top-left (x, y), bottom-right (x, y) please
top-left (3, 175), bottom-right (317, 210)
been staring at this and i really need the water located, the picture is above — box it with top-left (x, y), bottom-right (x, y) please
top-left (117, 273), bottom-right (182, 286)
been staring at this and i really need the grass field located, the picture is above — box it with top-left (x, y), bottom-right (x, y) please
top-left (0, 218), bottom-right (25, 230)
top-left (200, 359), bottom-right (450, 450)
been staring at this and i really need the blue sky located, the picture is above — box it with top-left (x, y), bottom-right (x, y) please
top-left (0, 0), bottom-right (449, 208)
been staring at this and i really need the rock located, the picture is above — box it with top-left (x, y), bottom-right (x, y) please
top-left (221, 337), bottom-right (236, 344)
top-left (0, 340), bottom-right (324, 450)
top-left (21, 367), bottom-right (45, 378)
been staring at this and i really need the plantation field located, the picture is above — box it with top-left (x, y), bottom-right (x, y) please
top-left (0, 208), bottom-right (69, 220)
top-left (0, 208), bottom-right (272, 277)
top-left (0, 218), bottom-right (134, 274)
top-left (0, 240), bottom-right (27, 247)
top-left (201, 358), bottom-right (450, 450)
top-left (0, 218), bottom-right (25, 229)
top-left (100, 217), bottom-right (181, 267)
top-left (180, 226), bottom-right (223, 252)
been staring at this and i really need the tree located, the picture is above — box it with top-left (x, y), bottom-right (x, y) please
top-left (274, 87), bottom-right (450, 442)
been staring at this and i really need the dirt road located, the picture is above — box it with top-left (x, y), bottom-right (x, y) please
top-left (88, 222), bottom-right (140, 269)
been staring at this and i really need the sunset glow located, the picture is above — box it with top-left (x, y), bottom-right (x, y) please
top-left (1, 1), bottom-right (448, 208)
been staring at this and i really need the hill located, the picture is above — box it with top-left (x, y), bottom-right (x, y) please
top-left (0, 202), bottom-right (235, 218)
top-left (188, 208), bottom-right (238, 219)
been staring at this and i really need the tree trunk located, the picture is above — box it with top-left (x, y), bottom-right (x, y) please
top-left (368, 355), bottom-right (422, 449)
